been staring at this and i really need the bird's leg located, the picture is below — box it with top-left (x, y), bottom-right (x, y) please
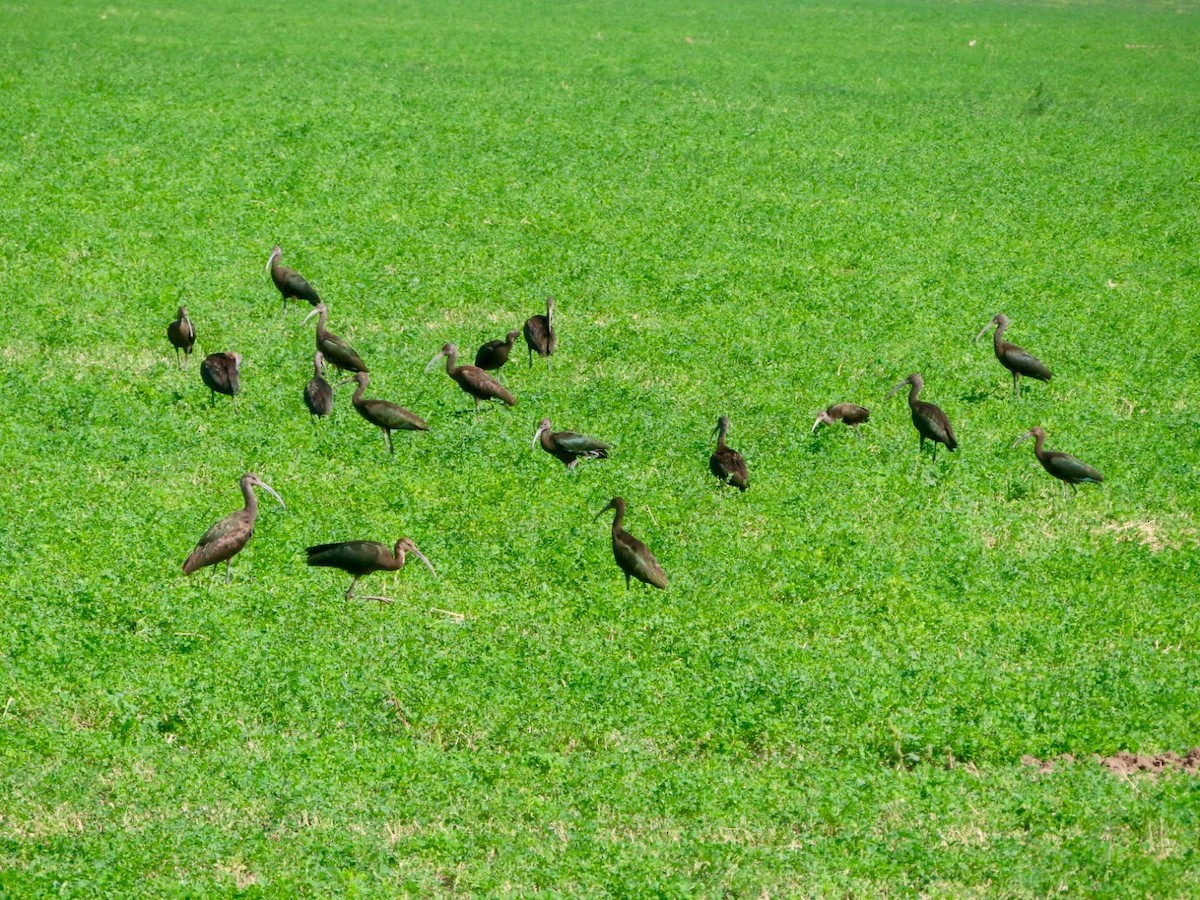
top-left (1013, 371), bottom-right (1020, 399)
top-left (528, 348), bottom-right (533, 368)
top-left (383, 429), bottom-right (394, 454)
top-left (358, 593), bottom-right (395, 604)
top-left (567, 458), bottom-right (579, 470)
top-left (932, 443), bottom-right (939, 463)
top-left (225, 559), bottom-right (232, 584)
top-left (474, 396), bottom-right (481, 413)
top-left (624, 573), bottom-right (631, 590)
top-left (345, 576), bottom-right (360, 600)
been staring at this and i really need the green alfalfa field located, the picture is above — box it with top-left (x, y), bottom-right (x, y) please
top-left (2, 0), bottom-right (1199, 894)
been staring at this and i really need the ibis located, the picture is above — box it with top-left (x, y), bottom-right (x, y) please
top-left (595, 496), bottom-right (668, 590)
top-left (200, 352), bottom-right (241, 408)
top-left (304, 351), bottom-right (333, 419)
top-left (812, 402), bottom-right (870, 435)
top-left (975, 313), bottom-right (1052, 397)
top-left (523, 296), bottom-right (557, 373)
top-left (303, 303), bottom-right (368, 374)
top-left (709, 416), bottom-right (748, 491)
top-left (182, 473), bottom-right (284, 582)
top-left (887, 373), bottom-right (957, 461)
top-left (474, 330), bottom-right (519, 376)
top-left (306, 537), bottom-right (436, 603)
top-left (342, 371), bottom-right (428, 453)
top-left (1013, 426), bottom-right (1103, 494)
top-left (167, 306), bottom-right (195, 367)
top-left (532, 417), bottom-right (609, 468)
top-left (425, 342), bottom-right (516, 411)
top-left (266, 245), bottom-right (321, 314)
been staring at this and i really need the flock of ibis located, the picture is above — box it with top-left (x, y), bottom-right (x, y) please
top-left (172, 246), bottom-right (1106, 600)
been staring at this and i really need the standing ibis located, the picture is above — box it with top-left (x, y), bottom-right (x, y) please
top-left (1013, 426), bottom-right (1103, 495)
top-left (306, 537), bottom-right (436, 603)
top-left (975, 314), bottom-right (1052, 397)
top-left (595, 497), bottom-right (668, 591)
top-left (709, 416), bottom-right (749, 491)
top-left (304, 351), bottom-right (334, 419)
top-left (812, 402), bottom-right (870, 435)
top-left (425, 342), bottom-right (516, 411)
top-left (200, 352), bottom-right (241, 408)
top-left (182, 473), bottom-right (284, 583)
top-left (532, 417), bottom-right (609, 468)
top-left (523, 296), bottom-right (557, 373)
top-left (887, 373), bottom-right (957, 461)
top-left (303, 303), bottom-right (368, 374)
top-left (474, 330), bottom-right (519, 376)
top-left (266, 245), bottom-right (321, 314)
top-left (167, 306), bottom-right (195, 367)
top-left (342, 371), bottom-right (428, 453)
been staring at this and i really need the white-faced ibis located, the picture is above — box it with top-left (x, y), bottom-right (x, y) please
top-left (709, 416), bottom-right (748, 491)
top-left (425, 342), bottom-right (516, 411)
top-left (182, 473), bottom-right (284, 583)
top-left (266, 245), bottom-right (321, 314)
top-left (1013, 426), bottom-right (1103, 495)
top-left (304, 351), bottom-right (333, 419)
top-left (532, 417), bottom-right (609, 468)
top-left (306, 537), bottom-right (436, 603)
top-left (975, 313), bottom-right (1052, 397)
top-left (342, 371), bottom-right (428, 453)
top-left (887, 373), bottom-right (957, 461)
top-left (475, 330), bottom-right (519, 376)
top-left (303, 303), bottom-right (368, 374)
top-left (812, 402), bottom-right (870, 435)
top-left (167, 306), bottom-right (195, 367)
top-left (595, 497), bottom-right (668, 591)
top-left (523, 296), bottom-right (557, 373)
top-left (200, 352), bottom-right (241, 408)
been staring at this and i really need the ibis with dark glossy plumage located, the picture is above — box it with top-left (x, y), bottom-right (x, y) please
top-left (200, 352), bottom-right (241, 408)
top-left (475, 330), bottom-right (519, 376)
top-left (266, 245), bottom-right (321, 314)
top-left (595, 496), bottom-right (668, 590)
top-left (182, 473), bottom-right (284, 582)
top-left (168, 306), bottom-right (195, 367)
top-left (533, 418), bottom-right (609, 468)
top-left (304, 351), bottom-right (333, 419)
top-left (1013, 426), bottom-right (1103, 494)
top-left (709, 416), bottom-right (748, 490)
top-left (812, 402), bottom-right (870, 434)
top-left (887, 373), bottom-right (957, 460)
top-left (342, 371), bottom-right (427, 453)
top-left (306, 537), bottom-right (436, 603)
top-left (303, 303), bottom-right (368, 374)
top-left (426, 343), bottom-right (516, 411)
top-left (523, 296), bottom-right (557, 373)
top-left (975, 314), bottom-right (1052, 397)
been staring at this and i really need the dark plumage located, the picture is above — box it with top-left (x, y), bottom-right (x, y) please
top-left (532, 417), bottom-right (609, 468)
top-left (303, 303), bottom-right (368, 374)
top-left (709, 416), bottom-right (748, 490)
top-left (523, 296), bottom-right (557, 372)
top-left (887, 372), bottom-right (957, 460)
top-left (426, 342), bottom-right (517, 410)
top-left (266, 245), bottom-right (321, 313)
top-left (595, 497), bottom-right (668, 590)
top-left (341, 371), bottom-right (427, 453)
top-left (812, 402), bottom-right (870, 434)
top-left (306, 537), bottom-right (436, 602)
top-left (182, 473), bottom-right (284, 582)
top-left (304, 351), bottom-right (334, 419)
top-left (474, 330), bottom-right (519, 374)
top-left (1013, 427), bottom-right (1103, 494)
top-left (975, 314), bottom-right (1052, 397)
top-left (200, 352), bottom-right (241, 407)
top-left (167, 306), bottom-right (195, 367)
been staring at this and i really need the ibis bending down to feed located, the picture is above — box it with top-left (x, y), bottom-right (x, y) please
top-left (709, 416), bottom-right (748, 491)
top-left (887, 373), bottom-right (957, 461)
top-left (533, 418), bottom-right (609, 468)
top-left (523, 296), bottom-right (557, 373)
top-left (304, 351), bottom-right (333, 419)
top-left (474, 330), bottom-right (519, 376)
top-left (595, 497), bottom-right (668, 590)
top-left (812, 402), bottom-right (870, 435)
top-left (200, 352), bottom-right (241, 408)
top-left (1013, 426), bottom-right (1103, 494)
top-left (306, 537), bottom-right (436, 603)
top-left (975, 313), bottom-right (1051, 397)
top-left (182, 473), bottom-right (284, 582)
top-left (303, 303), bottom-right (368, 374)
top-left (168, 306), bottom-right (195, 366)
top-left (341, 371), bottom-right (427, 453)
top-left (266, 245), bottom-right (320, 314)
top-left (426, 343), bottom-right (516, 411)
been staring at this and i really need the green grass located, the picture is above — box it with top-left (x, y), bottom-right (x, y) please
top-left (3, 0), bottom-right (1200, 894)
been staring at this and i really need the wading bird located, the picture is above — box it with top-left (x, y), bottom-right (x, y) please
top-left (1013, 426), bottom-right (1103, 495)
top-left (811, 402), bottom-right (870, 435)
top-left (595, 496), bottom-right (668, 590)
top-left (709, 416), bottom-right (748, 491)
top-left (303, 303), bottom-right (368, 374)
top-left (523, 296), bottom-right (557, 373)
top-left (266, 245), bottom-right (321, 314)
top-left (975, 313), bottom-right (1052, 398)
top-left (304, 351), bottom-right (333, 419)
top-left (532, 418), bottom-right (609, 468)
top-left (200, 352), bottom-right (241, 408)
top-left (306, 537), bottom-right (436, 603)
top-left (182, 473), bottom-right (284, 582)
top-left (887, 373), bottom-right (957, 461)
top-left (342, 371), bottom-right (428, 453)
top-left (474, 330), bottom-right (519, 376)
top-left (167, 306), bottom-right (195, 367)
top-left (425, 342), bottom-right (516, 411)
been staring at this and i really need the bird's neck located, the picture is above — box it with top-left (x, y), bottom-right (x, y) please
top-left (241, 482), bottom-right (258, 516)
top-left (993, 321), bottom-right (1008, 348)
top-left (352, 380), bottom-right (366, 403)
top-left (716, 428), bottom-right (728, 451)
top-left (444, 352), bottom-right (458, 375)
top-left (610, 503), bottom-right (625, 533)
top-left (1033, 432), bottom-right (1046, 457)
top-left (908, 382), bottom-right (921, 405)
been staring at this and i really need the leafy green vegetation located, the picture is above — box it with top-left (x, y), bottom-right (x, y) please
top-left (2, 0), bottom-right (1198, 893)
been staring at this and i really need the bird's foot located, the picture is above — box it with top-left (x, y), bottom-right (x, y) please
top-left (355, 594), bottom-right (395, 604)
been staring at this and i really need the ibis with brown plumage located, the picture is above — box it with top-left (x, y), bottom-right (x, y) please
top-left (595, 496), bottom-right (668, 590)
top-left (426, 342), bottom-right (516, 411)
top-left (523, 296), bottom-right (557, 373)
top-left (475, 330), bottom-right (519, 376)
top-left (709, 416), bottom-right (748, 490)
top-left (182, 473), bottom-right (284, 582)
top-left (811, 402), bottom-right (870, 435)
top-left (306, 537), bottom-right (436, 603)
top-left (532, 418), bottom-right (609, 468)
top-left (168, 306), bottom-right (195, 367)
top-left (200, 352), bottom-right (241, 408)
top-left (1013, 426), bottom-right (1103, 494)
top-left (342, 371), bottom-right (428, 453)
top-left (975, 314), bottom-right (1051, 397)
top-left (304, 351), bottom-right (333, 419)
top-left (303, 303), bottom-right (368, 374)
top-left (887, 373), bottom-right (957, 461)
top-left (266, 245), bottom-right (321, 314)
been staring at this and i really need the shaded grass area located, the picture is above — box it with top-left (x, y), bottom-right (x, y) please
top-left (2, 0), bottom-right (1199, 893)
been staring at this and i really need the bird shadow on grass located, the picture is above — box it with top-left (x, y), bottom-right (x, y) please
top-left (959, 388), bottom-right (994, 405)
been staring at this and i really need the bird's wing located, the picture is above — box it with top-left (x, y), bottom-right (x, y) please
top-left (1047, 452), bottom-right (1103, 483)
top-left (306, 540), bottom-right (385, 565)
top-left (1003, 345), bottom-right (1052, 379)
top-left (554, 431), bottom-right (609, 453)
top-left (615, 532), bottom-right (668, 589)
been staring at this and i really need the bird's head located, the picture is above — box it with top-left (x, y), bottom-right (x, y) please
top-left (974, 313), bottom-right (1007, 342)
top-left (396, 538), bottom-right (437, 576)
top-left (302, 303), bottom-right (328, 326)
top-left (593, 496), bottom-right (624, 521)
top-left (1011, 426), bottom-right (1045, 448)
top-left (230, 352), bottom-right (243, 372)
top-left (811, 410), bottom-right (834, 432)
top-left (243, 473), bottom-right (285, 508)
top-left (506, 330), bottom-right (520, 343)
top-left (712, 416), bottom-right (731, 437)
top-left (177, 305), bottom-right (189, 319)
top-left (265, 245), bottom-right (282, 272)
top-left (531, 417), bottom-right (553, 449)
top-left (887, 373), bottom-right (920, 399)
top-left (313, 351), bottom-right (325, 370)
top-left (424, 343), bottom-right (458, 373)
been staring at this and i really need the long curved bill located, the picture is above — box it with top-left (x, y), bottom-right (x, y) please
top-left (302, 307), bottom-right (321, 326)
top-left (1011, 430), bottom-right (1035, 448)
top-left (974, 321), bottom-right (994, 343)
top-left (532, 424), bottom-right (548, 450)
top-left (811, 415), bottom-right (825, 433)
top-left (409, 544), bottom-right (437, 577)
top-left (424, 350), bottom-right (446, 374)
top-left (258, 480), bottom-right (285, 509)
top-left (886, 379), bottom-right (909, 400)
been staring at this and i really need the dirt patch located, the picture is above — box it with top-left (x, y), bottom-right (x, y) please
top-left (1023, 749), bottom-right (1200, 777)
